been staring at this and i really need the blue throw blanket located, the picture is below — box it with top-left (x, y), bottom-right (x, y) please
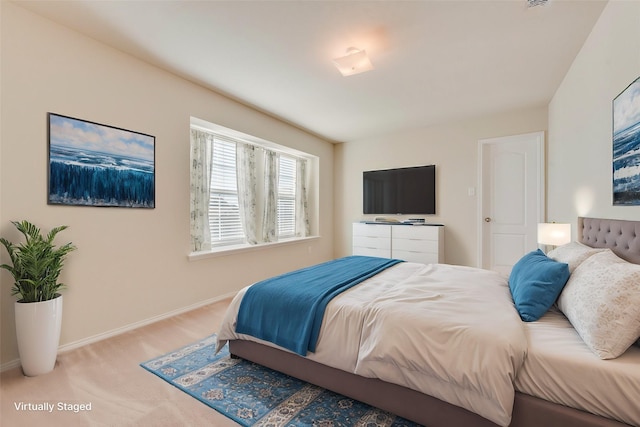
top-left (235, 256), bottom-right (403, 356)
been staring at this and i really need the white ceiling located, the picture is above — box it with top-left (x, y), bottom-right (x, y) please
top-left (14, 0), bottom-right (607, 143)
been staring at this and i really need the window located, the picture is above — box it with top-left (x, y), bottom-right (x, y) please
top-left (277, 155), bottom-right (296, 238)
top-left (190, 119), bottom-right (314, 254)
top-left (209, 139), bottom-right (243, 245)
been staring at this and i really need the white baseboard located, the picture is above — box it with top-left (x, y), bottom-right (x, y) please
top-left (0, 292), bottom-right (236, 373)
top-left (1, 358), bottom-right (21, 372)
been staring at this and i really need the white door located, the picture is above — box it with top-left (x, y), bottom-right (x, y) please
top-left (478, 132), bottom-right (544, 275)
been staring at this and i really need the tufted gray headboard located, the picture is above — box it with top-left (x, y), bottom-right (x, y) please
top-left (578, 217), bottom-right (640, 264)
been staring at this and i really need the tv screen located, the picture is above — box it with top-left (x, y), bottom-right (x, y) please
top-left (363, 165), bottom-right (436, 215)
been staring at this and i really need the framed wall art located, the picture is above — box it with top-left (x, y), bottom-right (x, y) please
top-left (48, 113), bottom-right (155, 208)
top-left (613, 76), bottom-right (640, 205)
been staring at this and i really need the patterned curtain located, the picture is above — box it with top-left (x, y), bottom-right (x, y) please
top-left (189, 129), bottom-right (214, 252)
top-left (236, 143), bottom-right (259, 245)
top-left (262, 151), bottom-right (278, 243)
top-left (296, 158), bottom-right (310, 237)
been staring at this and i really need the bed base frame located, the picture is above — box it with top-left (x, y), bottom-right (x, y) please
top-left (228, 217), bottom-right (637, 427)
top-left (229, 340), bottom-right (629, 427)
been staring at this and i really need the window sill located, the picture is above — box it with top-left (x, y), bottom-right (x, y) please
top-left (188, 235), bottom-right (321, 261)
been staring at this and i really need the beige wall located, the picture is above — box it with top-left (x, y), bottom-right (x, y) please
top-left (0, 3), bottom-right (334, 367)
top-left (334, 107), bottom-right (548, 266)
top-left (548, 0), bottom-right (640, 232)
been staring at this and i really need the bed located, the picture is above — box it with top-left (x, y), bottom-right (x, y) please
top-left (217, 217), bottom-right (640, 427)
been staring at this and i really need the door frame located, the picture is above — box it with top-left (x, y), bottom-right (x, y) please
top-left (476, 131), bottom-right (545, 270)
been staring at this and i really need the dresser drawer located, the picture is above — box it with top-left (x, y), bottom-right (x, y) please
top-left (392, 225), bottom-right (440, 240)
top-left (393, 250), bottom-right (439, 264)
top-left (353, 235), bottom-right (391, 251)
top-left (392, 238), bottom-right (438, 254)
top-left (352, 246), bottom-right (392, 258)
top-left (352, 223), bottom-right (391, 238)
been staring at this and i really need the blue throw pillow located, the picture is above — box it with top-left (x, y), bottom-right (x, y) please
top-left (509, 249), bottom-right (570, 322)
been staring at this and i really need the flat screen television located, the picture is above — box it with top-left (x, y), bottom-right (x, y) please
top-left (363, 165), bottom-right (436, 215)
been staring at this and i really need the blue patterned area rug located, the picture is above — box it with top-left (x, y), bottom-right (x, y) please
top-left (141, 334), bottom-right (421, 427)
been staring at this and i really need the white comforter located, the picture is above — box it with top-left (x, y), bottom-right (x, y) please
top-left (217, 262), bottom-right (527, 426)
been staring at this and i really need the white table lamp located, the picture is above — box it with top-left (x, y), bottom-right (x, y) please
top-left (538, 223), bottom-right (571, 251)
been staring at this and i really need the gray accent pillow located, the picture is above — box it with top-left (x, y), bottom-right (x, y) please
top-left (547, 241), bottom-right (607, 273)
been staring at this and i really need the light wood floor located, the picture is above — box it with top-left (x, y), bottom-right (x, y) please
top-left (0, 297), bottom-right (242, 427)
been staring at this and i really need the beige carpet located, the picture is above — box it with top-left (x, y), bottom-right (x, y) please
top-left (0, 297), bottom-right (241, 427)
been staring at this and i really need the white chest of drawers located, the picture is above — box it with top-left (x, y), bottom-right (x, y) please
top-left (352, 223), bottom-right (444, 264)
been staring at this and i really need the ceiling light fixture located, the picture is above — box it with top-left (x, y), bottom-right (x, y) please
top-left (527, 0), bottom-right (549, 7)
top-left (333, 47), bottom-right (374, 77)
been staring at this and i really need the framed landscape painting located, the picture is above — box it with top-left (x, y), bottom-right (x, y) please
top-left (613, 76), bottom-right (640, 205)
top-left (48, 113), bottom-right (155, 208)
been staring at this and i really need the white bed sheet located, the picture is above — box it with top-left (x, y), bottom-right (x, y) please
top-left (217, 261), bottom-right (527, 427)
top-left (515, 306), bottom-right (640, 426)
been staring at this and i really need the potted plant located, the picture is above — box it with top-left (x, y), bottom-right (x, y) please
top-left (0, 220), bottom-right (76, 376)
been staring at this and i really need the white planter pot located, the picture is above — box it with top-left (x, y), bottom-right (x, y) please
top-left (14, 295), bottom-right (63, 376)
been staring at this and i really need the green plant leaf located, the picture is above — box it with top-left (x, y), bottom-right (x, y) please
top-left (0, 220), bottom-right (76, 303)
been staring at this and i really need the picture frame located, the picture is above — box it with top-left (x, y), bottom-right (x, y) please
top-left (613, 76), bottom-right (640, 206)
top-left (48, 113), bottom-right (155, 208)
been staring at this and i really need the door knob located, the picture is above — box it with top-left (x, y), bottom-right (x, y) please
top-left (484, 217), bottom-right (492, 222)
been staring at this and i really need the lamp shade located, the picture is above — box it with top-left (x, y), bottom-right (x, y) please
top-left (333, 47), bottom-right (374, 76)
top-left (537, 223), bottom-right (571, 246)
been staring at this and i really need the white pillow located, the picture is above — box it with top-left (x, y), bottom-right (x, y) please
top-left (557, 249), bottom-right (640, 359)
top-left (547, 241), bottom-right (607, 273)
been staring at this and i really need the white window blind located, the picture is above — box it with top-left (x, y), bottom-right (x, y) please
top-left (209, 139), bottom-right (244, 245)
top-left (277, 155), bottom-right (297, 238)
